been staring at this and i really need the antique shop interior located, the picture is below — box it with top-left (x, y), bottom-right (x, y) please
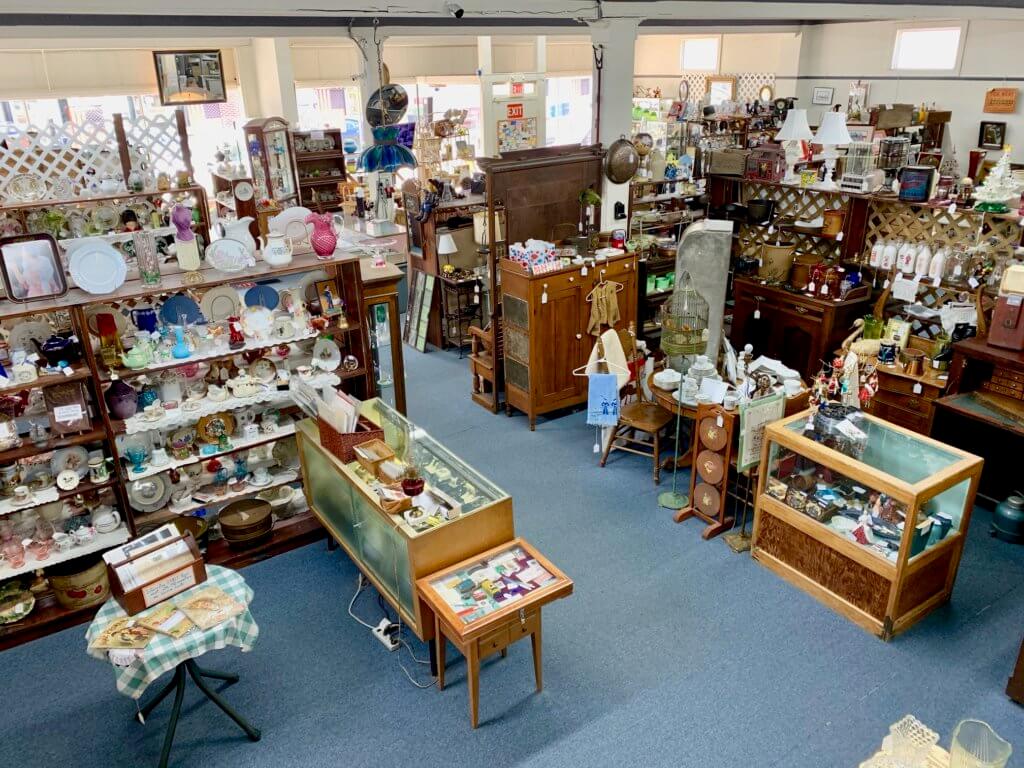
top-left (1, 2), bottom-right (1023, 767)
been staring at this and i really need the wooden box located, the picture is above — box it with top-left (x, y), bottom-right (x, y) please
top-left (353, 438), bottom-right (396, 478)
top-left (106, 531), bottom-right (207, 616)
top-left (708, 148), bottom-right (751, 177)
top-left (870, 104), bottom-right (915, 129)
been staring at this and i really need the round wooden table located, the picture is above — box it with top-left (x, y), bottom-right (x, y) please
top-left (647, 371), bottom-right (698, 469)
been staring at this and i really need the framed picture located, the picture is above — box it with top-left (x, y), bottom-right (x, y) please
top-left (979, 120), bottom-right (1007, 150)
top-left (917, 150), bottom-right (943, 169)
top-left (153, 50), bottom-right (227, 106)
top-left (846, 125), bottom-right (873, 143)
top-left (847, 80), bottom-right (869, 122)
top-left (812, 86), bottom-right (835, 106)
top-left (314, 279), bottom-right (344, 317)
top-left (0, 233), bottom-right (67, 303)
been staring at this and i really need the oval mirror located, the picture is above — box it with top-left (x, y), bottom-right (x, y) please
top-left (759, 85), bottom-right (774, 102)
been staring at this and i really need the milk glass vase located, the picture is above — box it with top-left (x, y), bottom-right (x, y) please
top-left (132, 231), bottom-right (162, 287)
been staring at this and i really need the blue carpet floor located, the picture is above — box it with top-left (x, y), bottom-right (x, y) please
top-left (3, 347), bottom-right (1023, 767)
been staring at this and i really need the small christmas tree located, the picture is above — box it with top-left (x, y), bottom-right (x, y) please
top-left (974, 149), bottom-right (1018, 213)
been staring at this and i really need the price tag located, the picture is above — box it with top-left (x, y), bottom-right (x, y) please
top-left (836, 231), bottom-right (844, 242)
top-left (581, 265), bottom-right (588, 276)
top-left (758, 258), bottom-right (764, 267)
top-left (52, 404), bottom-right (83, 424)
top-left (1009, 294), bottom-right (1023, 307)
top-left (820, 284), bottom-right (829, 295)
top-left (753, 309), bottom-right (761, 319)
top-left (968, 277), bottom-right (980, 289)
top-left (949, 202), bottom-right (957, 215)
top-left (913, 383), bottom-right (923, 394)
top-left (716, 414), bottom-right (724, 428)
top-left (933, 276), bottom-right (942, 288)
top-left (883, 279), bottom-right (890, 289)
top-left (895, 271), bottom-right (904, 282)
top-left (541, 287), bottom-right (548, 305)
top-left (953, 265), bottom-right (963, 276)
top-left (62, 366), bottom-right (75, 377)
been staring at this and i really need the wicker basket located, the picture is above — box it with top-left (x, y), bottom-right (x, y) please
top-left (318, 417), bottom-right (385, 464)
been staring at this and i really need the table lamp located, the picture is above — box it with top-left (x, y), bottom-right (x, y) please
top-left (774, 108), bottom-right (813, 184)
top-left (438, 231), bottom-right (458, 270)
top-left (814, 111), bottom-right (852, 190)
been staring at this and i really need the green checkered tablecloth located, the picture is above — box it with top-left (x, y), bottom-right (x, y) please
top-left (85, 565), bottom-right (259, 700)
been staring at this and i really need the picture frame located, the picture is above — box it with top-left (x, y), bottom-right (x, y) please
top-left (812, 86), bottom-right (835, 106)
top-left (706, 76), bottom-right (736, 106)
top-left (916, 150), bottom-right (943, 169)
top-left (846, 125), bottom-right (874, 144)
top-left (0, 233), bottom-right (68, 303)
top-left (153, 49), bottom-right (227, 106)
top-left (847, 80), bottom-right (869, 122)
top-left (314, 279), bottom-right (344, 317)
top-left (979, 120), bottom-right (1007, 150)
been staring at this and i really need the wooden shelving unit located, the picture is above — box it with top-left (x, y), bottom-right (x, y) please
top-left (292, 128), bottom-right (347, 213)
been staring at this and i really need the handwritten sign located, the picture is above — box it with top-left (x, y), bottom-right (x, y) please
top-left (506, 103), bottom-right (524, 120)
top-left (984, 87), bottom-right (1018, 114)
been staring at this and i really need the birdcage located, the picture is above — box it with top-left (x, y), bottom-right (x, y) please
top-left (660, 270), bottom-right (710, 370)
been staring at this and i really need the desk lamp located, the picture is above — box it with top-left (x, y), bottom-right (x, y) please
top-left (774, 108), bottom-right (813, 184)
top-left (814, 112), bottom-right (852, 191)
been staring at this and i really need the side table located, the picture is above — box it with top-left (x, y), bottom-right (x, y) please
top-left (86, 565), bottom-right (262, 768)
top-left (417, 538), bottom-right (573, 728)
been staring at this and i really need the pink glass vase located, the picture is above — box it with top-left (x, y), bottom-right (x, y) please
top-left (305, 212), bottom-right (339, 260)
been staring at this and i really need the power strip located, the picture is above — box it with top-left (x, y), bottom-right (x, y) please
top-left (372, 618), bottom-right (400, 652)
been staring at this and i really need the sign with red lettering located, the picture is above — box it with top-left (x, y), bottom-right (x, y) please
top-left (506, 103), bottom-right (524, 120)
top-left (511, 82), bottom-right (525, 96)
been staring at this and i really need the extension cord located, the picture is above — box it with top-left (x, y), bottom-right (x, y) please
top-left (372, 618), bottom-right (400, 652)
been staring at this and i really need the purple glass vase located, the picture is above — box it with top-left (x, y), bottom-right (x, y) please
top-left (104, 376), bottom-right (138, 420)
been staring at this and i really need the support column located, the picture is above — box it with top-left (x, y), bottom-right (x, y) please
top-left (477, 35), bottom-right (493, 76)
top-left (589, 18), bottom-right (639, 230)
top-left (351, 27), bottom-right (388, 151)
top-left (248, 38), bottom-right (299, 123)
top-left (535, 35), bottom-right (547, 73)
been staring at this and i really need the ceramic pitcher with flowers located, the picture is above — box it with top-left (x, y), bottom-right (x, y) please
top-left (305, 212), bottom-right (345, 260)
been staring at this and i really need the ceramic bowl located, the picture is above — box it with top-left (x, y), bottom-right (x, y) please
top-left (653, 369), bottom-right (682, 390)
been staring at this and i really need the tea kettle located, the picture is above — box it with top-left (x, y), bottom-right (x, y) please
top-left (992, 494), bottom-right (1024, 543)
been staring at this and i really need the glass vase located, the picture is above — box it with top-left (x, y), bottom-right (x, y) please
top-left (950, 720), bottom-right (1011, 768)
top-left (133, 231), bottom-right (162, 286)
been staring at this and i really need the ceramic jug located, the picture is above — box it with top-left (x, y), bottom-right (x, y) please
top-left (221, 216), bottom-right (257, 256)
top-left (305, 212), bottom-right (344, 259)
top-left (90, 506), bottom-right (121, 534)
top-left (130, 306), bottom-right (159, 333)
top-left (259, 232), bottom-right (294, 266)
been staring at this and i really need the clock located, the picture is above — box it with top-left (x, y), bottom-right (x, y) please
top-left (234, 180), bottom-right (255, 202)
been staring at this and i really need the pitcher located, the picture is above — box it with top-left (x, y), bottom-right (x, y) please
top-left (221, 216), bottom-right (257, 256)
top-left (305, 212), bottom-right (345, 260)
top-left (259, 232), bottom-right (294, 266)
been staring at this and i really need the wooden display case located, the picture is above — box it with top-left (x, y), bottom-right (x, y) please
top-left (243, 117), bottom-right (298, 208)
top-left (210, 171), bottom-right (258, 241)
top-left (295, 400), bottom-right (515, 641)
top-left (751, 409), bottom-right (983, 640)
top-left (291, 128), bottom-right (346, 213)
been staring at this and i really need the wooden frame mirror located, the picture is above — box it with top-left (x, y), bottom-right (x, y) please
top-left (706, 76), bottom-right (736, 105)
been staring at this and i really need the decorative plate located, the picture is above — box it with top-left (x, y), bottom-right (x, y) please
top-left (56, 469), bottom-right (80, 491)
top-left (693, 482), bottom-right (721, 517)
top-left (68, 238), bottom-right (128, 295)
top-left (0, 589), bottom-right (35, 625)
top-left (249, 357), bottom-right (277, 383)
top-left (268, 206), bottom-right (312, 243)
top-left (128, 200), bottom-right (156, 222)
top-left (90, 204), bottom-right (119, 232)
top-left (200, 285), bottom-right (242, 323)
top-left (272, 436), bottom-right (299, 469)
top-left (160, 293), bottom-right (202, 326)
top-left (299, 269), bottom-right (329, 303)
top-left (272, 316), bottom-right (297, 340)
top-left (695, 450), bottom-right (724, 485)
top-left (698, 416), bottom-right (727, 451)
top-left (50, 177), bottom-right (76, 200)
top-left (311, 337), bottom-right (341, 371)
top-left (4, 173), bottom-right (46, 203)
top-left (242, 306), bottom-right (274, 338)
top-left (205, 238), bottom-right (254, 274)
top-left (244, 284), bottom-right (279, 310)
top-left (170, 425), bottom-right (197, 451)
top-left (196, 413), bottom-right (236, 445)
top-left (127, 474), bottom-right (173, 513)
top-left (84, 305), bottom-right (128, 336)
top-left (51, 446), bottom-right (90, 478)
top-left (6, 319), bottom-right (54, 353)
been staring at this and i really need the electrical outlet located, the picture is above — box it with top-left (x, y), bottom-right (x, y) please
top-left (372, 618), bottom-right (400, 652)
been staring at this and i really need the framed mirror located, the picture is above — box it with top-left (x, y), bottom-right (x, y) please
top-left (153, 50), bottom-right (226, 106)
top-left (759, 84), bottom-right (774, 102)
top-left (678, 79), bottom-right (690, 103)
top-left (706, 76), bottom-right (736, 106)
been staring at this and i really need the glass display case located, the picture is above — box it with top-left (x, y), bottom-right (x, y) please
top-left (751, 408), bottom-right (983, 640)
top-left (294, 401), bottom-right (514, 640)
top-left (243, 117), bottom-right (298, 207)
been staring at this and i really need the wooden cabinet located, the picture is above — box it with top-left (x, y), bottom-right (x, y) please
top-left (731, 277), bottom-right (871, 382)
top-left (865, 358), bottom-right (946, 435)
top-left (500, 252), bottom-right (638, 429)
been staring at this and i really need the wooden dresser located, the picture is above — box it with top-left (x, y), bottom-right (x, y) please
top-left (730, 277), bottom-right (871, 382)
top-left (500, 252), bottom-right (638, 429)
top-left (866, 357), bottom-right (947, 434)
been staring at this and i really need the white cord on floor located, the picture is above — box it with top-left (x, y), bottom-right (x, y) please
top-left (347, 575), bottom-right (377, 630)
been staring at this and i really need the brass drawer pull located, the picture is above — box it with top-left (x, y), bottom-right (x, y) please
top-left (795, 306), bottom-right (808, 314)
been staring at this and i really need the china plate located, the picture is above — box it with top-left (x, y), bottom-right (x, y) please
top-left (128, 474), bottom-right (173, 513)
top-left (90, 204), bottom-right (119, 232)
top-left (200, 285), bottom-right (241, 323)
top-left (0, 589), bottom-right (34, 625)
top-left (196, 413), bottom-right (236, 444)
top-left (84, 305), bottom-right (129, 336)
top-left (5, 319), bottom-right (54, 353)
top-left (249, 357), bottom-right (277, 383)
top-left (160, 293), bottom-right (202, 326)
top-left (4, 173), bottom-right (46, 203)
top-left (311, 337), bottom-right (341, 371)
top-left (244, 284), bottom-right (279, 310)
top-left (51, 446), bottom-right (90, 478)
top-left (68, 238), bottom-right (128, 295)
top-left (205, 238), bottom-right (253, 274)
top-left (268, 206), bottom-right (313, 244)
top-left (299, 269), bottom-right (329, 303)
top-left (272, 436), bottom-right (299, 469)
top-left (242, 306), bottom-right (274, 338)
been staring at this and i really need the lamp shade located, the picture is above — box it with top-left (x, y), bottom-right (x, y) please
top-left (358, 125), bottom-right (417, 172)
top-left (815, 111), bottom-right (852, 146)
top-left (775, 109), bottom-right (813, 142)
top-left (437, 232), bottom-right (458, 255)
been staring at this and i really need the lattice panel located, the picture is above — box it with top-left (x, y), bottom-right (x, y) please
top-left (735, 181), bottom-right (848, 263)
top-left (123, 114), bottom-right (185, 177)
top-left (0, 121), bottom-right (121, 201)
top-left (681, 72), bottom-right (775, 110)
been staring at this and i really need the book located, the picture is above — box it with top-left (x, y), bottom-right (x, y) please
top-left (89, 617), bottom-right (156, 650)
top-left (177, 586), bottom-right (245, 630)
top-left (137, 603), bottom-right (196, 639)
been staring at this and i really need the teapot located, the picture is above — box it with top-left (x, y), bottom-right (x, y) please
top-left (220, 216), bottom-right (257, 256)
top-left (121, 345), bottom-right (153, 370)
top-left (227, 375), bottom-right (263, 398)
top-left (259, 232), bottom-right (294, 266)
top-left (305, 212), bottom-right (345, 259)
top-left (91, 505), bottom-right (120, 534)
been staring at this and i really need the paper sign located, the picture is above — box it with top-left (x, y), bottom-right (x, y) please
top-left (737, 392), bottom-right (785, 472)
top-left (506, 103), bottom-right (524, 120)
top-left (52, 404), bottom-right (83, 424)
top-left (310, 129), bottom-right (325, 140)
top-left (984, 87), bottom-right (1018, 114)
top-left (891, 276), bottom-right (920, 302)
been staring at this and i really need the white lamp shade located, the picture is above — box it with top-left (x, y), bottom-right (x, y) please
top-left (775, 109), bottom-right (813, 142)
top-left (815, 111), bottom-right (852, 146)
top-left (437, 232), bottom-right (458, 255)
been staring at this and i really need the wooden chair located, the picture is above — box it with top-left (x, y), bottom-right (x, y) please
top-left (470, 317), bottom-right (503, 413)
top-left (598, 329), bottom-right (675, 484)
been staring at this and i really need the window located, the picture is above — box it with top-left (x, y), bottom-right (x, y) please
top-left (295, 85), bottom-right (363, 150)
top-left (891, 25), bottom-right (963, 71)
top-left (545, 76), bottom-right (593, 147)
top-left (680, 37), bottom-right (719, 72)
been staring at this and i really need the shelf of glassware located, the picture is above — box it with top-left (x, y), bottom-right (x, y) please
top-left (751, 409), bottom-right (983, 640)
top-left (0, 524), bottom-right (129, 581)
top-left (294, 399), bottom-right (515, 641)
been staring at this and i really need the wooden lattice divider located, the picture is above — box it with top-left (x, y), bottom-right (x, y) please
top-left (681, 72), bottom-right (775, 111)
top-left (736, 180), bottom-right (849, 263)
top-left (116, 110), bottom-right (194, 179)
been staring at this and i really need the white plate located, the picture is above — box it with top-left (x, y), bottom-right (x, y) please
top-left (205, 238), bottom-right (254, 274)
top-left (5, 319), bottom-right (54, 353)
top-left (51, 446), bottom-right (90, 478)
top-left (127, 474), bottom-right (172, 513)
top-left (200, 285), bottom-right (242, 323)
top-left (68, 238), bottom-right (127, 294)
top-left (268, 206), bottom-right (313, 244)
top-left (242, 306), bottom-right (274, 338)
top-left (311, 337), bottom-right (341, 371)
top-left (249, 357), bottom-right (277, 383)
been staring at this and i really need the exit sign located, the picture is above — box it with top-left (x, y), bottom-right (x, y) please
top-left (507, 103), bottom-right (524, 120)
top-left (511, 82), bottom-right (525, 96)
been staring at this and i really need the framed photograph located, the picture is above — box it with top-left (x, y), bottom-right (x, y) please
top-left (979, 120), bottom-right (1007, 150)
top-left (314, 278), bottom-right (344, 317)
top-left (847, 80), bottom-right (869, 122)
top-left (0, 233), bottom-right (67, 303)
top-left (811, 86), bottom-right (835, 106)
top-left (917, 150), bottom-right (943, 169)
top-left (846, 125), bottom-right (873, 143)
top-left (153, 49), bottom-right (227, 106)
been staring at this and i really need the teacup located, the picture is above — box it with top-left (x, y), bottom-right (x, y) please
top-left (251, 467), bottom-right (272, 485)
top-left (208, 385), bottom-right (227, 402)
top-left (27, 540), bottom-right (51, 561)
top-left (11, 485), bottom-right (32, 505)
top-left (723, 394), bottom-right (739, 411)
top-left (52, 532), bottom-right (73, 553)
